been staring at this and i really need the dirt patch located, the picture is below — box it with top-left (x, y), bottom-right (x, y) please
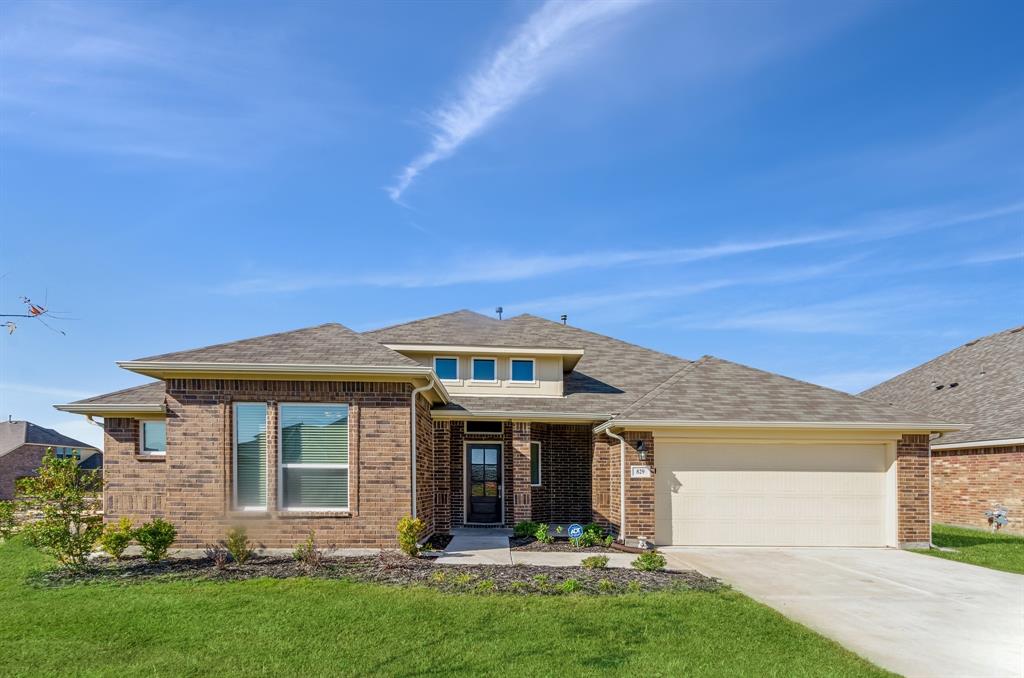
top-left (424, 534), bottom-right (453, 551)
top-left (31, 551), bottom-right (720, 595)
top-left (509, 536), bottom-right (614, 553)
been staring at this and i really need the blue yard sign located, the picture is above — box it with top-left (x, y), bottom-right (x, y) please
top-left (568, 523), bottom-right (584, 539)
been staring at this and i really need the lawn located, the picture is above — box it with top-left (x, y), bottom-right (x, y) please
top-left (913, 523), bottom-right (1024, 574)
top-left (0, 539), bottom-right (889, 678)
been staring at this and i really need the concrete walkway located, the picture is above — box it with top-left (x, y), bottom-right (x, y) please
top-left (664, 547), bottom-right (1024, 678)
top-left (435, 528), bottom-right (512, 565)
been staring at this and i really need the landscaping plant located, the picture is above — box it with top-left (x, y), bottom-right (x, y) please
top-left (396, 516), bottom-right (426, 556)
top-left (293, 530), bottom-right (326, 569)
top-left (204, 544), bottom-right (230, 569)
top-left (632, 550), bottom-right (667, 572)
top-left (98, 518), bottom-right (134, 560)
top-left (134, 518), bottom-right (177, 562)
top-left (513, 520), bottom-right (539, 538)
top-left (0, 500), bottom-right (16, 541)
top-left (532, 522), bottom-right (554, 544)
top-left (581, 555), bottom-right (609, 569)
top-left (559, 578), bottom-right (581, 593)
top-left (16, 448), bottom-right (102, 569)
top-left (224, 527), bottom-right (255, 564)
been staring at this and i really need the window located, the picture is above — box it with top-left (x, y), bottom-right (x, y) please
top-left (234, 403), bottom-right (267, 510)
top-left (471, 357), bottom-right (496, 382)
top-left (54, 447), bottom-right (77, 459)
top-left (510, 358), bottom-right (535, 383)
top-left (530, 441), bottom-right (541, 486)
top-left (465, 420), bottom-right (503, 434)
top-left (279, 403), bottom-right (349, 511)
top-left (434, 356), bottom-right (459, 381)
top-left (140, 421), bottom-right (167, 456)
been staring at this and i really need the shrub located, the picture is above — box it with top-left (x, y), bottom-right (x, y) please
top-left (397, 516), bottom-right (426, 557)
top-left (513, 520), bottom-right (539, 538)
top-left (0, 500), bottom-right (16, 540)
top-left (559, 578), bottom-right (581, 593)
top-left (631, 550), bottom-right (667, 572)
top-left (581, 555), bottom-right (609, 569)
top-left (204, 544), bottom-right (230, 569)
top-left (98, 518), bottom-right (134, 560)
top-left (134, 518), bottom-right (177, 562)
top-left (224, 526), bottom-right (255, 565)
top-left (430, 570), bottom-right (447, 584)
top-left (293, 530), bottom-right (326, 569)
top-left (475, 578), bottom-right (496, 593)
top-left (454, 573), bottom-right (474, 586)
top-left (627, 580), bottom-right (643, 593)
top-left (533, 523), bottom-right (553, 544)
top-left (532, 573), bottom-right (551, 590)
top-left (597, 578), bottom-right (616, 593)
top-left (16, 448), bottom-right (102, 569)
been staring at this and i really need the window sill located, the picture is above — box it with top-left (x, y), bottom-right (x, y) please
top-left (134, 454), bottom-right (166, 462)
top-left (278, 510), bottom-right (352, 519)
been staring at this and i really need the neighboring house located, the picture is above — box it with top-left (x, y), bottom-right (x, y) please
top-left (0, 420), bottom-right (101, 500)
top-left (862, 326), bottom-right (1023, 534)
top-left (55, 310), bottom-right (956, 549)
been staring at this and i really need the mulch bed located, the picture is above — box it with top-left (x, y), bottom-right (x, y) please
top-left (424, 533), bottom-right (453, 551)
top-left (509, 536), bottom-right (614, 553)
top-left (31, 551), bottom-right (720, 596)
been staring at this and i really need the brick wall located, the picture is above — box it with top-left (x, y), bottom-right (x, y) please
top-left (897, 433), bottom-right (931, 545)
top-left (414, 392), bottom-right (434, 536)
top-left (0, 445), bottom-right (49, 500)
top-left (103, 379), bottom-right (419, 548)
top-left (932, 444), bottom-right (1023, 534)
top-left (432, 420), bottom-right (451, 532)
top-left (591, 432), bottom-right (617, 531)
top-left (622, 432), bottom-right (655, 544)
top-left (530, 423), bottom-right (592, 524)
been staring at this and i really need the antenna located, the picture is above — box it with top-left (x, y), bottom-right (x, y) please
top-left (560, 314), bottom-right (567, 325)
top-left (495, 306), bottom-right (503, 320)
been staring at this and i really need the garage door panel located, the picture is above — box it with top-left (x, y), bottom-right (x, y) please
top-left (655, 443), bottom-right (890, 547)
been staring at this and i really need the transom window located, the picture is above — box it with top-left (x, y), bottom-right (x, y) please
top-left (140, 421), bottom-right (167, 456)
top-left (279, 403), bottom-right (349, 511)
top-left (530, 441), bottom-right (541, 486)
top-left (465, 420), bottom-right (503, 434)
top-left (233, 403), bottom-right (268, 510)
top-left (471, 357), bottom-right (497, 382)
top-left (510, 359), bottom-right (535, 383)
top-left (434, 356), bottom-right (459, 381)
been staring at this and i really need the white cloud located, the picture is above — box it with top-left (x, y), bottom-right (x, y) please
top-left (388, 0), bottom-right (649, 201)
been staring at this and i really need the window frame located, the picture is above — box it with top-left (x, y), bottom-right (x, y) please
top-left (470, 357), bottom-right (498, 383)
top-left (277, 402), bottom-right (350, 513)
top-left (509, 357), bottom-right (537, 384)
top-left (530, 440), bottom-right (542, 486)
top-left (232, 402), bottom-right (268, 512)
top-left (433, 355), bottom-right (460, 382)
top-left (139, 420), bottom-right (167, 456)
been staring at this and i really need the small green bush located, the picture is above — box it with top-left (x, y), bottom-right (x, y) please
top-left (134, 518), bottom-right (177, 562)
top-left (627, 580), bottom-right (643, 593)
top-left (509, 581), bottom-right (525, 592)
top-left (581, 555), bottom-right (609, 569)
top-left (293, 530), bottom-right (325, 569)
top-left (397, 516), bottom-right (426, 557)
top-left (597, 578), bottom-right (616, 593)
top-left (513, 520), bottom-right (539, 538)
top-left (454, 573), bottom-right (474, 586)
top-left (430, 570), bottom-right (447, 584)
top-left (559, 578), bottom-right (581, 593)
top-left (98, 518), bottom-right (134, 560)
top-left (533, 523), bottom-right (553, 544)
top-left (224, 527), bottom-right (254, 565)
top-left (474, 578), bottom-right (496, 593)
top-left (0, 500), bottom-right (16, 540)
top-left (631, 550), bottom-right (667, 572)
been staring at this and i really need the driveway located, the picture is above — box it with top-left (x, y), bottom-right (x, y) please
top-left (664, 547), bottom-right (1023, 678)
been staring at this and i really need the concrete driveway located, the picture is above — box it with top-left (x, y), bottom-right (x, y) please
top-left (664, 547), bottom-right (1023, 678)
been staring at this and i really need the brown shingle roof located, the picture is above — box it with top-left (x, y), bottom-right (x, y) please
top-left (860, 327), bottom-right (1023, 445)
top-left (65, 381), bottom-right (166, 407)
top-left (614, 356), bottom-right (949, 426)
top-left (134, 323), bottom-right (419, 368)
top-left (0, 420), bottom-right (98, 457)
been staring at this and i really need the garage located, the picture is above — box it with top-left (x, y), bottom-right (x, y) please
top-left (654, 441), bottom-right (896, 547)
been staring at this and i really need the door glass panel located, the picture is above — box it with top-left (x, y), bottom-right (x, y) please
top-left (485, 448), bottom-right (497, 465)
top-left (472, 448), bottom-right (484, 465)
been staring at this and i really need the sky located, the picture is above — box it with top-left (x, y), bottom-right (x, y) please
top-left (1, 0), bottom-right (1021, 449)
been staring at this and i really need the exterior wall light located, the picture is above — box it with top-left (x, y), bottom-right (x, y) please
top-left (635, 439), bottom-right (647, 461)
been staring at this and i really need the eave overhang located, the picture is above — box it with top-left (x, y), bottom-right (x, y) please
top-left (53, 403), bottom-right (166, 416)
top-left (594, 419), bottom-right (964, 434)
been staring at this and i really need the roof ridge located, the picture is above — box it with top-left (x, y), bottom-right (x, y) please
top-left (510, 314), bottom-right (690, 365)
top-left (616, 358), bottom-right (702, 418)
top-left (363, 309), bottom-right (497, 335)
top-left (134, 323), bottom-right (347, 362)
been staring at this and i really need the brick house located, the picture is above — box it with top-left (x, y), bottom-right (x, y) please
top-left (0, 420), bottom-right (100, 500)
top-left (56, 310), bottom-right (956, 549)
top-left (862, 326), bottom-right (1023, 534)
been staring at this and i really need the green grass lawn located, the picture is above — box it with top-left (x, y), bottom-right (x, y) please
top-left (913, 524), bottom-right (1024, 574)
top-left (0, 538), bottom-right (890, 678)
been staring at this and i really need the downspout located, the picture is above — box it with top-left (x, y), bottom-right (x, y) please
top-left (604, 428), bottom-right (627, 545)
top-left (410, 379), bottom-right (435, 519)
top-left (927, 432), bottom-right (943, 549)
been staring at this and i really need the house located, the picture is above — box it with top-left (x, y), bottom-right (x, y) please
top-left (0, 419), bottom-right (101, 500)
top-left (54, 310), bottom-right (956, 549)
top-left (861, 326), bottom-right (1023, 534)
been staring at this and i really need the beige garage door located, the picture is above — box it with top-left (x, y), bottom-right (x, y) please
top-left (655, 443), bottom-right (890, 547)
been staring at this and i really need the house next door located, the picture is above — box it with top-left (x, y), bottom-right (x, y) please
top-left (466, 443), bottom-right (502, 523)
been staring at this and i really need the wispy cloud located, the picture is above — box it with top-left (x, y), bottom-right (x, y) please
top-left (387, 0), bottom-right (648, 201)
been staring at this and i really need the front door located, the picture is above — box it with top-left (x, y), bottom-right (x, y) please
top-left (466, 444), bottom-right (502, 523)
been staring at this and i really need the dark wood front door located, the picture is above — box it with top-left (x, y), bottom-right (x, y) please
top-left (466, 444), bottom-right (502, 523)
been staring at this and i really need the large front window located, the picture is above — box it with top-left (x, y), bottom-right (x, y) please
top-left (279, 403), bottom-right (349, 511)
top-left (233, 403), bottom-right (267, 510)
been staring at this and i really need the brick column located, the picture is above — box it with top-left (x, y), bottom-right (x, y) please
top-left (433, 420), bottom-right (451, 533)
top-left (623, 432), bottom-right (655, 545)
top-left (511, 421), bottom-right (532, 524)
top-left (897, 433), bottom-right (930, 546)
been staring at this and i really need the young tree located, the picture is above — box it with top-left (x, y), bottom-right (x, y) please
top-left (17, 448), bottom-right (102, 569)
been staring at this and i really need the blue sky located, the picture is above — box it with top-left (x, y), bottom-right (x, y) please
top-left (1, 0), bottom-right (1021, 449)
